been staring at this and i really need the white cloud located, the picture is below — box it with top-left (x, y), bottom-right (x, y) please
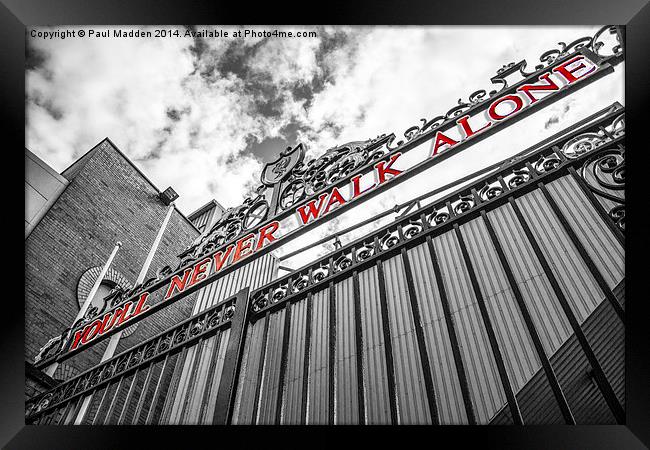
top-left (26, 24), bottom-right (623, 258)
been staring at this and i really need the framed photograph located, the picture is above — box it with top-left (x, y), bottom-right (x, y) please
top-left (5, 0), bottom-right (649, 448)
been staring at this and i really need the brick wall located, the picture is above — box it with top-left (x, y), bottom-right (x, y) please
top-left (25, 139), bottom-right (200, 380)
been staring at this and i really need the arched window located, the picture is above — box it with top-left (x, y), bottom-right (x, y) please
top-left (87, 281), bottom-right (115, 312)
top-left (76, 266), bottom-right (138, 338)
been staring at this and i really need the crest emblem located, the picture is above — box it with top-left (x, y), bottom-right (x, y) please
top-left (260, 143), bottom-right (305, 186)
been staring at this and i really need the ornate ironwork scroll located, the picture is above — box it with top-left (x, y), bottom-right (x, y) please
top-left (26, 296), bottom-right (237, 423)
top-left (36, 25), bottom-right (625, 367)
top-left (178, 25), bottom-right (624, 270)
top-left (575, 113), bottom-right (625, 231)
top-left (248, 106), bottom-right (625, 317)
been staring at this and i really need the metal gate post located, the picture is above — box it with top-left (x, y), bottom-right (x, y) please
top-left (212, 287), bottom-right (251, 424)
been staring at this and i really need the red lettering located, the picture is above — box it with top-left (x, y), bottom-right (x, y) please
top-left (232, 233), bottom-right (256, 263)
top-left (488, 94), bottom-right (525, 121)
top-left (213, 244), bottom-right (234, 272)
top-left (115, 302), bottom-right (133, 327)
top-left (98, 311), bottom-right (113, 334)
top-left (296, 193), bottom-right (328, 225)
top-left (189, 258), bottom-right (212, 286)
top-left (323, 187), bottom-right (346, 215)
top-left (80, 319), bottom-right (103, 345)
top-left (552, 55), bottom-right (596, 84)
top-left (164, 268), bottom-right (192, 299)
top-left (351, 173), bottom-right (376, 199)
top-left (70, 330), bottom-right (84, 351)
top-left (256, 221), bottom-right (279, 251)
top-left (100, 302), bottom-right (132, 335)
top-left (516, 73), bottom-right (560, 103)
top-left (456, 115), bottom-right (492, 140)
top-left (375, 153), bottom-right (403, 183)
top-left (431, 132), bottom-right (458, 156)
top-left (133, 292), bottom-right (150, 316)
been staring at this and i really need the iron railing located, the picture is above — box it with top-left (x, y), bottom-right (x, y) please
top-left (26, 102), bottom-right (625, 425)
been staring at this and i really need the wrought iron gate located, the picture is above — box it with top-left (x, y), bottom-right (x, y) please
top-left (26, 102), bottom-right (625, 425)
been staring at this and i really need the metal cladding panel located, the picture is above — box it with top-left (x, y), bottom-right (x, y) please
top-left (334, 277), bottom-right (359, 424)
top-left (549, 303), bottom-right (616, 424)
top-left (190, 207), bottom-right (214, 231)
top-left (490, 365), bottom-right (566, 425)
top-left (547, 176), bottom-right (624, 289)
top-left (358, 266), bottom-right (392, 424)
top-left (487, 204), bottom-right (572, 355)
top-left (491, 298), bottom-right (622, 425)
top-left (232, 316), bottom-right (267, 424)
top-left (307, 288), bottom-right (330, 424)
top-left (461, 218), bottom-right (541, 393)
top-left (517, 190), bottom-right (606, 324)
top-left (165, 253), bottom-right (278, 424)
top-left (257, 308), bottom-right (286, 424)
top-left (192, 253), bottom-right (278, 314)
top-left (281, 298), bottom-right (308, 424)
top-left (182, 337), bottom-right (214, 423)
top-left (382, 255), bottom-right (431, 424)
top-left (160, 350), bottom-right (188, 424)
top-left (584, 300), bottom-right (625, 407)
top-left (432, 232), bottom-right (506, 424)
top-left (200, 327), bottom-right (230, 424)
top-left (183, 329), bottom-right (228, 424)
top-left (594, 196), bottom-right (620, 228)
top-left (407, 243), bottom-right (467, 424)
top-left (167, 346), bottom-right (197, 424)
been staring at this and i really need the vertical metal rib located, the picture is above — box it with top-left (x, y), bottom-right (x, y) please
top-left (275, 301), bottom-right (292, 424)
top-left (300, 292), bottom-right (313, 425)
top-left (374, 256), bottom-right (398, 424)
top-left (55, 399), bottom-right (74, 425)
top-left (400, 247), bottom-right (439, 424)
top-left (103, 375), bottom-right (126, 425)
top-left (179, 338), bottom-right (206, 422)
top-left (159, 347), bottom-right (188, 424)
top-left (352, 270), bottom-right (366, 424)
top-left (508, 196), bottom-right (625, 424)
top-left (92, 381), bottom-right (113, 425)
top-left (481, 210), bottom-right (575, 424)
top-left (145, 353), bottom-right (170, 425)
top-left (453, 223), bottom-right (524, 425)
top-left (65, 396), bottom-right (83, 425)
top-left (251, 311), bottom-right (271, 424)
top-left (197, 331), bottom-right (223, 423)
top-left (132, 361), bottom-right (155, 424)
top-left (117, 369), bottom-right (139, 424)
top-left (567, 166), bottom-right (624, 246)
top-left (328, 280), bottom-right (336, 424)
top-left (425, 235), bottom-right (477, 424)
top-left (538, 182), bottom-right (624, 322)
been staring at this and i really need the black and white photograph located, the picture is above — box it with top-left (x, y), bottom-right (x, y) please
top-left (3, 2), bottom-right (650, 447)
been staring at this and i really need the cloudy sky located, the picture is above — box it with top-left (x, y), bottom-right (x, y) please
top-left (26, 25), bottom-right (623, 267)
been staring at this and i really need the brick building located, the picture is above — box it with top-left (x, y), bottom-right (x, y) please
top-left (25, 139), bottom-right (201, 386)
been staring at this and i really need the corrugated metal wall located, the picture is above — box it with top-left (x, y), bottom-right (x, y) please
top-left (160, 253), bottom-right (279, 424)
top-left (228, 172), bottom-right (624, 425)
top-left (188, 206), bottom-right (216, 234)
top-left (358, 266), bottom-right (392, 424)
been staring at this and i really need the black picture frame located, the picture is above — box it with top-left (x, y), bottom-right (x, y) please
top-left (6, 1), bottom-right (649, 448)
